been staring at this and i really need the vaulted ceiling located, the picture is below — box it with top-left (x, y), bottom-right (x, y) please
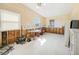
top-left (23, 3), bottom-right (73, 18)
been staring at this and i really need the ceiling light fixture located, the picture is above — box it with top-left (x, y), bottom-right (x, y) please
top-left (36, 3), bottom-right (46, 8)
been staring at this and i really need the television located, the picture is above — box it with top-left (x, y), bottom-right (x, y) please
top-left (70, 20), bottom-right (79, 29)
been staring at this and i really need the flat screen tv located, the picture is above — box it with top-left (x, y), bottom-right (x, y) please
top-left (70, 20), bottom-right (79, 29)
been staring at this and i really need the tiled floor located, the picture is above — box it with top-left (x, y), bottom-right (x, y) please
top-left (8, 33), bottom-right (70, 55)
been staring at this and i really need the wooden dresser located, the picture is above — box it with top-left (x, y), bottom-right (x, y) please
top-left (45, 27), bottom-right (64, 34)
top-left (1, 30), bottom-right (20, 45)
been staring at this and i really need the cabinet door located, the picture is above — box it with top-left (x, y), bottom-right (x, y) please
top-left (52, 28), bottom-right (54, 33)
top-left (46, 28), bottom-right (49, 32)
top-left (60, 28), bottom-right (62, 34)
top-left (8, 30), bottom-right (15, 44)
top-left (0, 33), bottom-right (2, 47)
top-left (57, 28), bottom-right (59, 34)
top-left (2, 31), bottom-right (7, 46)
top-left (15, 30), bottom-right (20, 41)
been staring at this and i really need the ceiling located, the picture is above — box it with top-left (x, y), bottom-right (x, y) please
top-left (23, 3), bottom-right (73, 18)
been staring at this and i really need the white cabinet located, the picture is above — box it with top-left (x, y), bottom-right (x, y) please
top-left (70, 29), bottom-right (79, 55)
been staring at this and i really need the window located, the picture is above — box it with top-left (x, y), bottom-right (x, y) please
top-left (50, 20), bottom-right (54, 27)
top-left (0, 10), bottom-right (21, 31)
top-left (32, 16), bottom-right (41, 28)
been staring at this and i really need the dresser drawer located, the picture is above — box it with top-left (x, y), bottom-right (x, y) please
top-left (8, 30), bottom-right (15, 44)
